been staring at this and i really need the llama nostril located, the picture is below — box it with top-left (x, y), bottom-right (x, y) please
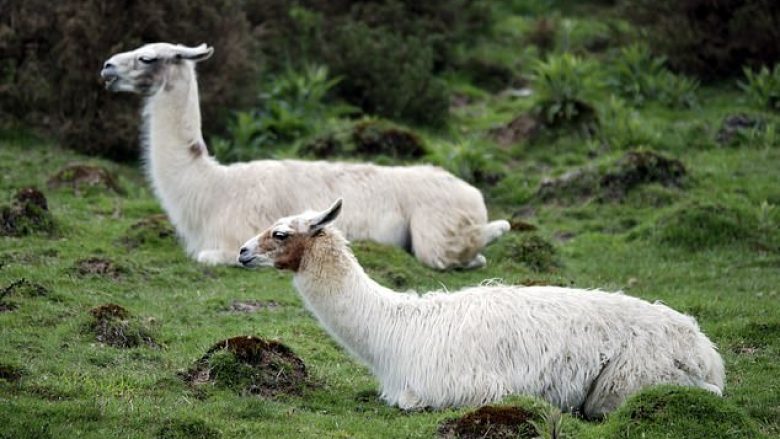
top-left (239, 247), bottom-right (248, 256)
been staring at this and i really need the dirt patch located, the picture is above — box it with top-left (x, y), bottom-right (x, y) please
top-left (228, 300), bottom-right (280, 313)
top-left (89, 303), bottom-right (157, 348)
top-left (352, 121), bottom-right (426, 160)
top-left (536, 150), bottom-right (686, 204)
top-left (492, 234), bottom-right (561, 273)
top-left (716, 113), bottom-right (763, 146)
top-left (509, 218), bottom-right (538, 232)
top-left (47, 163), bottom-right (124, 194)
top-left (0, 364), bottom-right (23, 382)
top-left (438, 406), bottom-right (537, 439)
top-left (74, 257), bottom-right (124, 279)
top-left (121, 214), bottom-right (176, 249)
top-left (490, 114), bottom-right (540, 147)
top-left (0, 187), bottom-right (55, 236)
top-left (183, 336), bottom-right (308, 398)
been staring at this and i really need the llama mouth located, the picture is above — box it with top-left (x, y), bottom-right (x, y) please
top-left (104, 77), bottom-right (118, 90)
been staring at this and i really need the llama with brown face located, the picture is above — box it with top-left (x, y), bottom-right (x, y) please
top-left (238, 199), bottom-right (725, 417)
top-left (101, 42), bottom-right (509, 269)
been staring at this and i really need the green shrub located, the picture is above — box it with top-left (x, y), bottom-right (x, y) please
top-left (428, 139), bottom-right (505, 186)
top-left (532, 53), bottom-right (599, 129)
top-left (739, 64), bottom-right (780, 111)
top-left (0, 0), bottom-right (257, 161)
top-left (213, 65), bottom-right (351, 162)
top-left (607, 44), bottom-right (699, 108)
top-left (622, 0), bottom-right (780, 79)
top-left (323, 22), bottom-right (450, 127)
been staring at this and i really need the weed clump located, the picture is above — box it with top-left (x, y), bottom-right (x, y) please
top-left (74, 257), bottom-right (124, 279)
top-left (0, 187), bottom-right (55, 237)
top-left (438, 405), bottom-right (537, 439)
top-left (653, 203), bottom-right (756, 250)
top-left (47, 164), bottom-right (124, 195)
top-left (156, 418), bottom-right (221, 439)
top-left (89, 303), bottom-right (157, 348)
top-left (121, 215), bottom-right (176, 249)
top-left (183, 336), bottom-right (308, 398)
top-left (600, 386), bottom-right (760, 439)
top-left (492, 234), bottom-right (560, 273)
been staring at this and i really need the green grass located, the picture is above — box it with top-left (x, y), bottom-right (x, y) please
top-left (2, 2), bottom-right (780, 436)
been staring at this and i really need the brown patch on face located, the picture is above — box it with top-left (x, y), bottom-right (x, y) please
top-left (274, 234), bottom-right (310, 272)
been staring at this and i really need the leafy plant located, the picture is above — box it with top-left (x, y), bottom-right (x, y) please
top-left (532, 53), bottom-right (599, 128)
top-left (597, 96), bottom-right (658, 149)
top-left (607, 44), bottom-right (699, 108)
top-left (428, 139), bottom-right (504, 186)
top-left (213, 65), bottom-right (351, 162)
top-left (739, 65), bottom-right (780, 112)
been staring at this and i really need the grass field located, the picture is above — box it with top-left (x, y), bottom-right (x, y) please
top-left (2, 2), bottom-right (780, 438)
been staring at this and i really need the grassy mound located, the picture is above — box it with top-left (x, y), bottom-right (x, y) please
top-left (183, 336), bottom-right (308, 398)
top-left (88, 303), bottom-right (157, 348)
top-left (0, 187), bottom-right (55, 237)
top-left (120, 214), bottom-right (176, 249)
top-left (438, 405), bottom-right (537, 438)
top-left (598, 386), bottom-right (761, 439)
top-left (653, 203), bottom-right (759, 250)
top-left (490, 233), bottom-right (560, 273)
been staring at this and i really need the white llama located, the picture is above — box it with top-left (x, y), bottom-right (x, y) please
top-left (237, 199), bottom-right (725, 418)
top-left (100, 42), bottom-right (509, 269)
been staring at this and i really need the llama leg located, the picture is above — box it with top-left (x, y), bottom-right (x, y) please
top-left (196, 249), bottom-right (239, 265)
top-left (397, 388), bottom-right (426, 411)
top-left (410, 211), bottom-right (509, 270)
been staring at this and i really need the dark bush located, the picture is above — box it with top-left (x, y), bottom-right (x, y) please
top-left (0, 0), bottom-right (257, 161)
top-left (623, 0), bottom-right (780, 79)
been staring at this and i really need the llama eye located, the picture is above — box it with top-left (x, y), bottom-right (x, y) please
top-left (139, 56), bottom-right (158, 64)
top-left (272, 231), bottom-right (289, 241)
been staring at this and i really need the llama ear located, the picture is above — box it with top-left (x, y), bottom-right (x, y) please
top-left (175, 44), bottom-right (214, 62)
top-left (309, 199), bottom-right (343, 234)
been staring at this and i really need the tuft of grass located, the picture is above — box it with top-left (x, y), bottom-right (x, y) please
top-left (531, 53), bottom-right (599, 130)
top-left (739, 64), bottom-right (780, 112)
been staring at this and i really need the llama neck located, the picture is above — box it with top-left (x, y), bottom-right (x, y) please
top-left (143, 62), bottom-right (219, 189)
top-left (292, 236), bottom-right (397, 367)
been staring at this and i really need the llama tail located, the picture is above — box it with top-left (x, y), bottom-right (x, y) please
top-left (479, 220), bottom-right (511, 247)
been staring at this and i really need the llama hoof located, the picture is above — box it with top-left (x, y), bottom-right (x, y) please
top-left (196, 250), bottom-right (239, 265)
top-left (464, 254), bottom-right (487, 269)
top-left (397, 388), bottom-right (426, 411)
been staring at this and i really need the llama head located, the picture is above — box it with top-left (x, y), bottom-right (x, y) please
top-left (100, 43), bottom-right (213, 95)
top-left (239, 199), bottom-right (343, 271)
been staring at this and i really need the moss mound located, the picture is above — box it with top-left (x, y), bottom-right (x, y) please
top-left (184, 336), bottom-right (308, 398)
top-left (491, 234), bottom-right (561, 273)
top-left (536, 150), bottom-right (686, 204)
top-left (120, 215), bottom-right (176, 249)
top-left (74, 257), bottom-right (124, 279)
top-left (47, 164), bottom-right (124, 194)
top-left (88, 303), bottom-right (157, 348)
top-left (654, 203), bottom-right (758, 250)
top-left (0, 187), bottom-right (55, 237)
top-left (599, 386), bottom-right (761, 439)
top-left (438, 405), bottom-right (537, 439)
top-left (156, 418), bottom-right (221, 439)
top-left (300, 120), bottom-right (426, 161)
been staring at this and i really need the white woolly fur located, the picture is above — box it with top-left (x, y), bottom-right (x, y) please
top-left (240, 201), bottom-right (726, 417)
top-left (101, 42), bottom-right (509, 269)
